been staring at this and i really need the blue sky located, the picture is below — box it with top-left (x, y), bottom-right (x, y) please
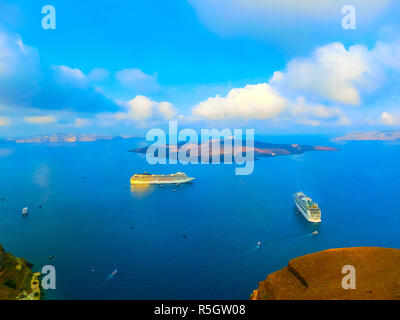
top-left (1, 0), bottom-right (400, 137)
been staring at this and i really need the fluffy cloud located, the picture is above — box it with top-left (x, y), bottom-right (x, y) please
top-left (271, 39), bottom-right (400, 109)
top-left (158, 102), bottom-right (177, 121)
top-left (191, 37), bottom-right (400, 127)
top-left (191, 83), bottom-right (351, 126)
top-left (0, 32), bottom-right (38, 76)
top-left (115, 95), bottom-right (177, 122)
top-left (0, 31), bottom-right (39, 108)
top-left (52, 65), bottom-right (88, 88)
top-left (116, 68), bottom-right (159, 92)
top-left (0, 30), bottom-right (119, 114)
top-left (192, 83), bottom-right (287, 120)
top-left (290, 98), bottom-right (350, 126)
top-left (381, 112), bottom-right (400, 125)
top-left (270, 42), bottom-right (379, 106)
top-left (0, 30), bottom-right (175, 130)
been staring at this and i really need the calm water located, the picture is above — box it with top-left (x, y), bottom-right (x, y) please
top-left (0, 136), bottom-right (399, 299)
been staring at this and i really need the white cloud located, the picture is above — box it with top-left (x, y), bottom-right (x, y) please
top-left (0, 32), bottom-right (38, 76)
top-left (291, 98), bottom-right (343, 119)
top-left (289, 98), bottom-right (351, 126)
top-left (190, 38), bottom-right (400, 126)
top-left (116, 68), bottom-right (159, 91)
top-left (190, 80), bottom-right (356, 127)
top-left (52, 66), bottom-right (113, 88)
top-left (0, 31), bottom-right (39, 109)
top-left (381, 112), bottom-right (400, 125)
top-left (191, 83), bottom-right (353, 126)
top-left (117, 95), bottom-right (154, 120)
top-left (24, 115), bottom-right (57, 124)
top-left (270, 42), bottom-right (379, 106)
top-left (192, 83), bottom-right (287, 120)
top-left (115, 95), bottom-right (177, 122)
top-left (52, 65), bottom-right (88, 88)
top-left (158, 102), bottom-right (177, 120)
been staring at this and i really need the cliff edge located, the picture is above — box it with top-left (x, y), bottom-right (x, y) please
top-left (0, 244), bottom-right (36, 300)
top-left (251, 247), bottom-right (400, 300)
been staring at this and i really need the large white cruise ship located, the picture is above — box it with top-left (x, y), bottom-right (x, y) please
top-left (294, 192), bottom-right (321, 223)
top-left (130, 172), bottom-right (194, 185)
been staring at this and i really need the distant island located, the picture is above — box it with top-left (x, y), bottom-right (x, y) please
top-left (0, 244), bottom-right (40, 300)
top-left (6, 133), bottom-right (132, 144)
top-left (131, 139), bottom-right (338, 160)
top-left (250, 247), bottom-right (400, 300)
top-left (334, 130), bottom-right (400, 141)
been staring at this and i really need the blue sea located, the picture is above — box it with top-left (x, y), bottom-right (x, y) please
top-left (0, 135), bottom-right (399, 299)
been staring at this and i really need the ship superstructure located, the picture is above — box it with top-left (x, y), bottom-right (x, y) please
top-left (130, 172), bottom-right (194, 185)
top-left (294, 192), bottom-right (321, 223)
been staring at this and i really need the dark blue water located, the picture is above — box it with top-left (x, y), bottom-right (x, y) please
top-left (0, 136), bottom-right (399, 299)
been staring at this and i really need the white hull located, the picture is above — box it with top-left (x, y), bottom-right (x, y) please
top-left (294, 196), bottom-right (321, 223)
top-left (131, 178), bottom-right (194, 185)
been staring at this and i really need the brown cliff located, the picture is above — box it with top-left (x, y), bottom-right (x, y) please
top-left (251, 247), bottom-right (400, 300)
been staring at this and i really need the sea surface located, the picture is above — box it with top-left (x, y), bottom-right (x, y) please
top-left (0, 135), bottom-right (399, 299)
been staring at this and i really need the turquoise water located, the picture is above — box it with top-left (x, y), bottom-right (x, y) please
top-left (0, 136), bottom-right (399, 299)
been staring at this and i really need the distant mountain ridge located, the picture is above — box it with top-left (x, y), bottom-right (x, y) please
top-left (6, 133), bottom-right (132, 144)
top-left (334, 130), bottom-right (400, 141)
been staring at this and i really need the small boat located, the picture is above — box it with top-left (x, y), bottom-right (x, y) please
top-left (22, 207), bottom-right (28, 216)
top-left (257, 241), bottom-right (262, 247)
top-left (312, 231), bottom-right (319, 236)
top-left (111, 269), bottom-right (118, 276)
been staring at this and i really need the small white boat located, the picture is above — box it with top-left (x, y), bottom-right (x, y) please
top-left (257, 241), bottom-right (262, 247)
top-left (22, 207), bottom-right (28, 216)
top-left (312, 231), bottom-right (319, 236)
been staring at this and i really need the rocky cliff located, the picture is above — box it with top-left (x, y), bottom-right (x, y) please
top-left (0, 244), bottom-right (33, 300)
top-left (251, 247), bottom-right (400, 300)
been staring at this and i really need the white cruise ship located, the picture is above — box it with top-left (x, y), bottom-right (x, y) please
top-left (294, 192), bottom-right (321, 223)
top-left (130, 172), bottom-right (194, 185)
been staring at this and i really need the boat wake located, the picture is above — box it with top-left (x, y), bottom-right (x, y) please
top-left (103, 269), bottom-right (118, 283)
